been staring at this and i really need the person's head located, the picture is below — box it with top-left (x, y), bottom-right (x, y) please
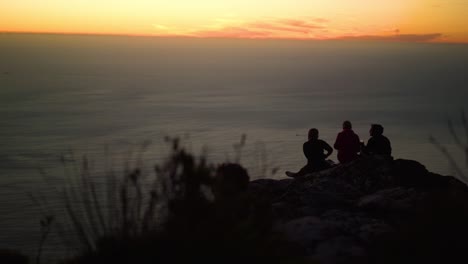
top-left (370, 124), bottom-right (384, 136)
top-left (308, 128), bottom-right (319, 140)
top-left (342, 120), bottom-right (352, 130)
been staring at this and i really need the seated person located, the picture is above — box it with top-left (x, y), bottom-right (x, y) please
top-left (361, 124), bottom-right (392, 157)
top-left (286, 128), bottom-right (333, 178)
top-left (334, 120), bottom-right (361, 164)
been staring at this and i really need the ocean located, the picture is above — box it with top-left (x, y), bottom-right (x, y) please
top-left (1, 33), bottom-right (468, 259)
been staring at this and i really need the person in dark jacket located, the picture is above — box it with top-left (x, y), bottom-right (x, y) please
top-left (362, 124), bottom-right (392, 157)
top-left (286, 128), bottom-right (333, 178)
top-left (334, 120), bottom-right (361, 164)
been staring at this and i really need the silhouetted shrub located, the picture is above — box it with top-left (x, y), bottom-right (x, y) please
top-left (213, 163), bottom-right (250, 200)
top-left (430, 110), bottom-right (468, 181)
top-left (45, 138), bottom-right (302, 263)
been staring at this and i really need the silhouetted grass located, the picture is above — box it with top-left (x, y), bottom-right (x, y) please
top-left (36, 216), bottom-right (54, 264)
top-left (226, 134), bottom-right (280, 178)
top-left (430, 110), bottom-right (468, 181)
top-left (33, 137), bottom-right (302, 263)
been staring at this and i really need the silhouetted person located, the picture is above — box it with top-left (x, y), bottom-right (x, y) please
top-left (286, 128), bottom-right (333, 178)
top-left (334, 120), bottom-right (361, 163)
top-left (362, 124), bottom-right (392, 157)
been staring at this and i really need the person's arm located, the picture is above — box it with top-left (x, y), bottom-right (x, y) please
top-left (364, 138), bottom-right (374, 154)
top-left (334, 133), bottom-right (341, 150)
top-left (323, 141), bottom-right (333, 158)
top-left (360, 140), bottom-right (366, 154)
top-left (361, 140), bottom-right (368, 155)
top-left (385, 137), bottom-right (392, 155)
top-left (303, 142), bottom-right (310, 160)
top-left (354, 135), bottom-right (361, 153)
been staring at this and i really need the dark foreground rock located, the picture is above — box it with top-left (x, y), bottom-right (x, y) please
top-left (249, 156), bottom-right (468, 264)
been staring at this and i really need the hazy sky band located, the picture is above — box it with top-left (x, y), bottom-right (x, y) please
top-left (1, 0), bottom-right (467, 43)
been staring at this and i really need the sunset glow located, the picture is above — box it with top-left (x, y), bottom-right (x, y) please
top-left (1, 0), bottom-right (467, 43)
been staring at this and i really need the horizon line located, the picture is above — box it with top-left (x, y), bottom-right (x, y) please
top-left (1, 30), bottom-right (467, 45)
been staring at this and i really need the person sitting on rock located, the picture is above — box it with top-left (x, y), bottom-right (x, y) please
top-left (361, 124), bottom-right (392, 157)
top-left (334, 120), bottom-right (361, 164)
top-left (286, 128), bottom-right (333, 178)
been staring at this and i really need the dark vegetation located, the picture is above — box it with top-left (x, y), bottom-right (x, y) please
top-left (430, 110), bottom-right (468, 181)
top-left (32, 137), bottom-right (304, 263)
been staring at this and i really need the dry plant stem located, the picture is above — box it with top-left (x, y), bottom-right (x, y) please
top-left (447, 111), bottom-right (468, 167)
top-left (430, 136), bottom-right (466, 181)
top-left (461, 111), bottom-right (468, 167)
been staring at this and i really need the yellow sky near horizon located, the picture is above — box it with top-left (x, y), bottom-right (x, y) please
top-left (1, 0), bottom-right (467, 42)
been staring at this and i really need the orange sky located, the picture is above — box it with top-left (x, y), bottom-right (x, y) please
top-left (1, 0), bottom-right (467, 43)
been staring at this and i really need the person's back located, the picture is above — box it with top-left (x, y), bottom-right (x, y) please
top-left (334, 121), bottom-right (360, 164)
top-left (363, 124), bottom-right (392, 156)
top-left (303, 139), bottom-right (331, 168)
top-left (286, 128), bottom-right (333, 178)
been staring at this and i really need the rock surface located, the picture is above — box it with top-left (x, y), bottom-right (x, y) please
top-left (248, 156), bottom-right (468, 264)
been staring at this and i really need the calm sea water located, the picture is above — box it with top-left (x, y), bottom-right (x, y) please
top-left (1, 33), bottom-right (468, 259)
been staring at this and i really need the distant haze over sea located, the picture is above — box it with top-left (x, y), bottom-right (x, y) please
top-left (1, 33), bottom-right (468, 258)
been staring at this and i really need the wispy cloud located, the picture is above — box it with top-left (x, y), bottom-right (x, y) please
top-left (246, 21), bottom-right (313, 34)
top-left (279, 19), bottom-right (326, 30)
top-left (152, 24), bottom-right (169, 31)
top-left (335, 33), bottom-right (443, 42)
top-left (189, 17), bottom-right (327, 39)
top-left (151, 17), bottom-right (445, 43)
top-left (193, 27), bottom-right (272, 38)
